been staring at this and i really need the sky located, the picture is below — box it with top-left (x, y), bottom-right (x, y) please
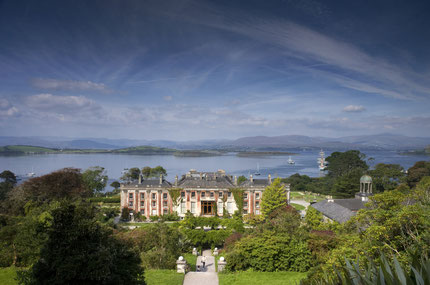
top-left (1, 0), bottom-right (430, 140)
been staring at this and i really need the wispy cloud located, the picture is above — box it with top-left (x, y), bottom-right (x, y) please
top-left (0, 98), bottom-right (19, 117)
top-left (31, 78), bottom-right (112, 93)
top-left (343, 105), bottom-right (366, 112)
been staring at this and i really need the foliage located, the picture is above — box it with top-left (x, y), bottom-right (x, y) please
top-left (149, 215), bottom-right (159, 222)
top-left (260, 178), bottom-right (287, 217)
top-left (121, 207), bottom-right (131, 221)
top-left (225, 231), bottom-right (311, 272)
top-left (4, 168), bottom-right (91, 215)
top-left (167, 188), bottom-right (182, 207)
top-left (326, 150), bottom-right (368, 178)
top-left (369, 163), bottom-right (405, 193)
top-left (88, 196), bottom-right (120, 203)
top-left (237, 175), bottom-right (247, 185)
top-left (331, 168), bottom-right (364, 198)
top-left (0, 170), bottom-right (17, 185)
top-left (141, 166), bottom-right (167, 179)
top-left (121, 167), bottom-right (141, 182)
top-left (23, 202), bottom-right (144, 284)
top-left (117, 223), bottom-right (182, 270)
top-left (0, 267), bottom-right (18, 285)
top-left (230, 188), bottom-right (244, 214)
top-left (82, 166), bottom-right (108, 194)
top-left (256, 205), bottom-right (301, 235)
top-left (406, 161), bottom-right (430, 188)
top-left (110, 181), bottom-right (121, 190)
top-left (303, 253), bottom-right (430, 285)
top-left (243, 213), bottom-right (264, 226)
top-left (160, 212), bottom-right (180, 222)
top-left (305, 206), bottom-right (323, 230)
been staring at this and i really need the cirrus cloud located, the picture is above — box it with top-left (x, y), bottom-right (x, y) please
top-left (31, 78), bottom-right (111, 93)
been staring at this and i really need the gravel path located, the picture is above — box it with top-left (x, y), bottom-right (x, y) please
top-left (183, 249), bottom-right (218, 285)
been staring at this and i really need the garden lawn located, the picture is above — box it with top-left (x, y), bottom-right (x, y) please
top-left (183, 253), bottom-right (197, 271)
top-left (290, 203), bottom-right (305, 211)
top-left (0, 267), bottom-right (18, 285)
top-left (219, 271), bottom-right (307, 285)
top-left (145, 269), bottom-right (184, 285)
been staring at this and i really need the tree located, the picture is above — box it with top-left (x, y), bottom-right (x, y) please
top-left (24, 202), bottom-right (144, 284)
top-left (407, 161), bottom-right (430, 188)
top-left (121, 167), bottom-right (141, 182)
top-left (237, 175), bottom-right (247, 185)
top-left (261, 178), bottom-right (287, 217)
top-left (0, 170), bottom-right (17, 185)
top-left (326, 150), bottom-right (368, 178)
top-left (150, 166), bottom-right (167, 178)
top-left (305, 206), bottom-right (324, 230)
top-left (369, 163), bottom-right (405, 192)
top-left (110, 181), bottom-right (120, 190)
top-left (331, 169), bottom-right (363, 198)
top-left (82, 166), bottom-right (108, 195)
top-left (141, 167), bottom-right (152, 179)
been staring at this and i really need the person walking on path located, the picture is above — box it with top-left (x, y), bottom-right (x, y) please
top-left (201, 255), bottom-right (206, 269)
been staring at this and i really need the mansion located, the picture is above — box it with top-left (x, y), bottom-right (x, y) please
top-left (120, 169), bottom-right (290, 219)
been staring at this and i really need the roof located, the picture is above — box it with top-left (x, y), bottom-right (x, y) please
top-left (360, 175), bottom-right (372, 183)
top-left (240, 178), bottom-right (271, 188)
top-left (333, 198), bottom-right (366, 211)
top-left (311, 200), bottom-right (359, 223)
top-left (126, 179), bottom-right (172, 188)
top-left (177, 175), bottom-right (235, 189)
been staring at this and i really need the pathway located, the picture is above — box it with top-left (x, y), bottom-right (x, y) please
top-left (183, 249), bottom-right (218, 285)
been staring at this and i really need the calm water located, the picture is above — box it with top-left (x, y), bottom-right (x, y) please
top-left (1, 150), bottom-right (428, 191)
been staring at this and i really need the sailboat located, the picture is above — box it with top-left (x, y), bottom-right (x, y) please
top-left (254, 163), bottom-right (261, 176)
top-left (26, 167), bottom-right (36, 177)
top-left (317, 149), bottom-right (327, 171)
top-left (288, 156), bottom-right (295, 164)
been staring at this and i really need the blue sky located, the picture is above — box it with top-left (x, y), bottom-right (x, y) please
top-left (1, 0), bottom-right (429, 140)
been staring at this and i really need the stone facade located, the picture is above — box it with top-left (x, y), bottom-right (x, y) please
top-left (120, 169), bottom-right (290, 219)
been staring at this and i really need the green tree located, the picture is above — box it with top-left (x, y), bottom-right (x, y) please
top-left (24, 202), bottom-right (144, 284)
top-left (407, 161), bottom-right (430, 188)
top-left (326, 150), bottom-right (368, 178)
top-left (369, 163), bottom-right (405, 192)
top-left (305, 206), bottom-right (323, 230)
top-left (121, 167), bottom-right (141, 181)
top-left (331, 168), bottom-right (363, 198)
top-left (82, 166), bottom-right (108, 195)
top-left (261, 178), bottom-right (287, 217)
top-left (237, 175), bottom-right (247, 185)
top-left (0, 170), bottom-right (17, 185)
top-left (141, 166), bottom-right (152, 178)
top-left (150, 166), bottom-right (167, 177)
top-left (110, 181), bottom-right (120, 190)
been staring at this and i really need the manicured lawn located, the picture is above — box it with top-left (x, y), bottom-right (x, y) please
top-left (0, 267), bottom-right (18, 285)
top-left (145, 269), bottom-right (184, 285)
top-left (219, 271), bottom-right (307, 285)
top-left (290, 191), bottom-right (325, 202)
top-left (183, 253), bottom-right (197, 271)
top-left (290, 203), bottom-right (306, 211)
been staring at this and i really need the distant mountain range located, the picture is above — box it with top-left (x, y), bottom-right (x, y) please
top-left (0, 133), bottom-right (429, 151)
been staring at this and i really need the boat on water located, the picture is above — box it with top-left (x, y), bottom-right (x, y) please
top-left (318, 149), bottom-right (328, 171)
top-left (26, 172), bottom-right (35, 177)
top-left (254, 163), bottom-right (261, 176)
top-left (288, 156), bottom-right (295, 164)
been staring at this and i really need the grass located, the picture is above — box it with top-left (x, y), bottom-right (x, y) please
top-left (0, 267), bottom-right (18, 285)
top-left (290, 191), bottom-right (326, 202)
top-left (219, 271), bottom-right (308, 285)
top-left (144, 269), bottom-right (184, 285)
top-left (290, 203), bottom-right (306, 211)
top-left (183, 253), bottom-right (197, 271)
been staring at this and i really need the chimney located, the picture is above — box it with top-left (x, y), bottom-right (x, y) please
top-left (175, 175), bottom-right (178, 186)
top-left (234, 175), bottom-right (238, 186)
top-left (250, 174), bottom-right (253, 183)
top-left (200, 173), bottom-right (203, 180)
top-left (327, 195), bottom-right (334, 202)
top-left (159, 174), bottom-right (163, 185)
top-left (138, 174), bottom-right (142, 184)
top-left (268, 174), bottom-right (272, 184)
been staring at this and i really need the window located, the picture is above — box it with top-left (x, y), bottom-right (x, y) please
top-left (181, 191), bottom-right (185, 198)
top-left (191, 202), bottom-right (196, 213)
top-left (129, 193), bottom-right (133, 199)
top-left (163, 209), bottom-right (168, 215)
top-left (140, 201), bottom-right (145, 207)
top-left (243, 209), bottom-right (248, 214)
top-left (210, 192), bottom-right (214, 198)
top-left (255, 193), bottom-right (260, 199)
top-left (140, 209), bottom-right (145, 215)
top-left (256, 201), bottom-right (260, 208)
top-left (227, 192), bottom-right (232, 197)
top-left (219, 191), bottom-right (223, 197)
top-left (243, 201), bottom-right (248, 208)
top-left (191, 191), bottom-right (196, 198)
top-left (163, 193), bottom-right (167, 199)
top-left (218, 202), bottom-right (223, 214)
top-left (181, 201), bottom-right (186, 213)
top-left (152, 201), bottom-right (156, 207)
top-left (256, 209), bottom-right (260, 215)
top-left (227, 202), bottom-right (233, 213)
top-left (163, 201), bottom-right (167, 207)
top-left (129, 201), bottom-right (133, 207)
top-left (152, 209), bottom-right (156, 215)
top-left (244, 193), bottom-right (248, 199)
top-left (152, 193), bottom-right (156, 200)
top-left (201, 192), bottom-right (205, 198)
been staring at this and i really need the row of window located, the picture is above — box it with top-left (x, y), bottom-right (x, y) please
top-left (129, 193), bottom-right (170, 200)
top-left (129, 191), bottom-right (262, 202)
